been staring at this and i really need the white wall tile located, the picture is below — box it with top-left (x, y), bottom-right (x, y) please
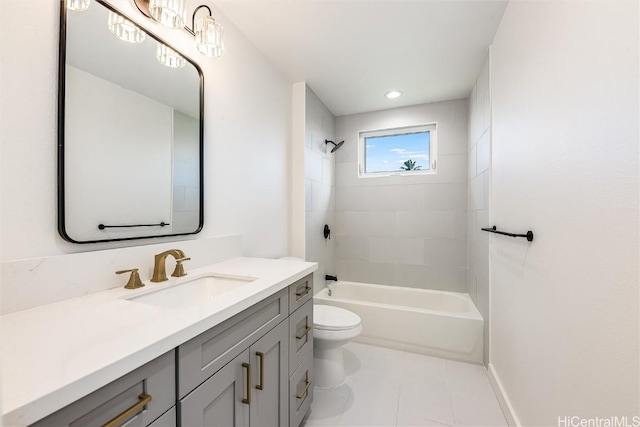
top-left (368, 212), bottom-right (396, 237)
top-left (305, 147), bottom-right (323, 183)
top-left (306, 86), bottom-right (323, 128)
top-left (335, 162), bottom-right (361, 187)
top-left (369, 237), bottom-right (396, 264)
top-left (468, 145), bottom-right (477, 180)
top-left (305, 179), bottom-right (312, 212)
top-left (395, 237), bottom-right (425, 265)
top-left (336, 236), bottom-right (369, 261)
top-left (322, 157), bottom-right (334, 186)
top-left (311, 181), bottom-right (332, 215)
top-left (469, 175), bottom-right (485, 211)
top-left (394, 264), bottom-right (465, 292)
top-left (335, 186), bottom-right (371, 211)
top-left (424, 239), bottom-right (468, 269)
top-left (476, 130), bottom-right (490, 174)
top-left (396, 211), bottom-right (454, 239)
top-left (424, 183), bottom-right (467, 211)
top-left (335, 211), bottom-right (369, 236)
top-left (454, 212), bottom-right (467, 241)
top-left (343, 260), bottom-right (395, 285)
top-left (371, 185), bottom-right (425, 212)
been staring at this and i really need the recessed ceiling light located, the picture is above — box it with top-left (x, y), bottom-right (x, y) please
top-left (385, 90), bottom-right (402, 99)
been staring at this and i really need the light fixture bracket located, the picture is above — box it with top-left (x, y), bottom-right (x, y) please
top-left (133, 0), bottom-right (212, 36)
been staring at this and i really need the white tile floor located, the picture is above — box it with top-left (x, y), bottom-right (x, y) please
top-left (303, 342), bottom-right (507, 427)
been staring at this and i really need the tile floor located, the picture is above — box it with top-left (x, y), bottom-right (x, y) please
top-left (303, 342), bottom-right (507, 427)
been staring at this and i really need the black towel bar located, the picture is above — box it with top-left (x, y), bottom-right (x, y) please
top-left (98, 222), bottom-right (169, 230)
top-left (481, 226), bottom-right (534, 242)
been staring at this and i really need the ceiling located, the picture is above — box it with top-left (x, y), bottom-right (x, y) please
top-left (215, 0), bottom-right (508, 116)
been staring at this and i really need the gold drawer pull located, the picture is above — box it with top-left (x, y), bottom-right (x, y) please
top-left (242, 362), bottom-right (251, 404)
top-left (296, 380), bottom-right (311, 399)
top-left (256, 352), bottom-right (265, 390)
top-left (296, 287), bottom-right (311, 298)
top-left (103, 393), bottom-right (152, 427)
top-left (296, 325), bottom-right (312, 340)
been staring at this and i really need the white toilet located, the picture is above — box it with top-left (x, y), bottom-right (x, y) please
top-left (313, 304), bottom-right (363, 388)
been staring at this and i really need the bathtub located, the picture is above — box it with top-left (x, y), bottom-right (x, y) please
top-left (314, 281), bottom-right (484, 364)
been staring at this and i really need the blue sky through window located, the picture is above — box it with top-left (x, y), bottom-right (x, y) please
top-left (365, 131), bottom-right (430, 173)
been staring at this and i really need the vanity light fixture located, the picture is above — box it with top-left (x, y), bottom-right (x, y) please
top-left (149, 0), bottom-right (187, 29)
top-left (134, 0), bottom-right (225, 58)
top-left (67, 0), bottom-right (90, 12)
top-left (108, 11), bottom-right (146, 43)
top-left (385, 90), bottom-right (403, 99)
top-left (156, 42), bottom-right (186, 68)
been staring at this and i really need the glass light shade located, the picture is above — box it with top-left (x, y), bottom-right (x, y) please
top-left (156, 43), bottom-right (186, 68)
top-left (108, 12), bottom-right (146, 43)
top-left (195, 16), bottom-right (225, 57)
top-left (67, 0), bottom-right (90, 11)
top-left (149, 0), bottom-right (186, 29)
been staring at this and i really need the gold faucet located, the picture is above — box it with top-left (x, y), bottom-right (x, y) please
top-left (151, 249), bottom-right (190, 282)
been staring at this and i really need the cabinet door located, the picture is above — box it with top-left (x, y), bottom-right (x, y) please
top-left (250, 321), bottom-right (289, 427)
top-left (179, 349), bottom-right (250, 427)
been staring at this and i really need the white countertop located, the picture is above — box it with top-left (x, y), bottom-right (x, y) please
top-left (0, 257), bottom-right (317, 426)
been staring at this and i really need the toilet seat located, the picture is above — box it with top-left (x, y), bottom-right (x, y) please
top-left (314, 305), bottom-right (361, 331)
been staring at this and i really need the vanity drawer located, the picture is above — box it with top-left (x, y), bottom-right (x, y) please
top-left (289, 299), bottom-right (313, 375)
top-left (288, 274), bottom-right (313, 313)
top-left (32, 350), bottom-right (175, 427)
top-left (289, 352), bottom-right (313, 427)
top-left (177, 288), bottom-right (288, 398)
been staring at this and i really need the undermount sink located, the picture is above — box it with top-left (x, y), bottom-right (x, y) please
top-left (126, 274), bottom-right (257, 309)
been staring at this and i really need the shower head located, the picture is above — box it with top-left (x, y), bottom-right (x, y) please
top-left (325, 140), bottom-right (345, 153)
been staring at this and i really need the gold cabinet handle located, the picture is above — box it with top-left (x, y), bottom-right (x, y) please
top-left (296, 287), bottom-right (311, 298)
top-left (242, 362), bottom-right (251, 404)
top-left (103, 393), bottom-right (152, 427)
top-left (296, 325), bottom-right (312, 340)
top-left (296, 380), bottom-right (311, 399)
top-left (255, 352), bottom-right (265, 390)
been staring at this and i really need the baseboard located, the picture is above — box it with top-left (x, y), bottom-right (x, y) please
top-left (487, 363), bottom-right (521, 427)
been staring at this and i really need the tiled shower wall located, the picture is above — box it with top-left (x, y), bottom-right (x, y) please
top-left (468, 54), bottom-right (491, 364)
top-left (334, 100), bottom-right (469, 292)
top-left (304, 86), bottom-right (336, 291)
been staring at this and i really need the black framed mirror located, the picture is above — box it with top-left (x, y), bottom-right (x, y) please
top-left (58, 0), bottom-right (204, 243)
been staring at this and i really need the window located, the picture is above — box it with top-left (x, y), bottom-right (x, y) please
top-left (358, 123), bottom-right (437, 177)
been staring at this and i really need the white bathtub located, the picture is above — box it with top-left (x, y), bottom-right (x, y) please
top-left (314, 281), bottom-right (484, 364)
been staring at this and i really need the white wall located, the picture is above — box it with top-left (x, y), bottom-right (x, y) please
top-left (65, 66), bottom-right (173, 241)
top-left (489, 1), bottom-right (639, 424)
top-left (334, 100), bottom-right (468, 291)
top-left (467, 55), bottom-right (491, 365)
top-left (0, 0), bottom-right (291, 261)
top-left (305, 86), bottom-right (336, 293)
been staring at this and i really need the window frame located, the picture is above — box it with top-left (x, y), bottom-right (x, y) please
top-left (357, 123), bottom-right (438, 178)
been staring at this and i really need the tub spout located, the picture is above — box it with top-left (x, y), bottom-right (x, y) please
top-left (325, 275), bottom-right (338, 281)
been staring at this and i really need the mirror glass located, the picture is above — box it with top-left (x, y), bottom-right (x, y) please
top-left (59, 0), bottom-right (203, 243)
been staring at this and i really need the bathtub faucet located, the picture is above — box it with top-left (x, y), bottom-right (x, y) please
top-left (325, 275), bottom-right (338, 281)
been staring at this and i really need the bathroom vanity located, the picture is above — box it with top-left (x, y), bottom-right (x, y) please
top-left (1, 258), bottom-right (316, 427)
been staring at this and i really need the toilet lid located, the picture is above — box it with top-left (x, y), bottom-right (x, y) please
top-left (314, 305), bottom-right (362, 331)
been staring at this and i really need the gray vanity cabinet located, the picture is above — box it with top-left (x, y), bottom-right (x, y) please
top-left (31, 351), bottom-right (175, 427)
top-left (29, 275), bottom-right (314, 427)
top-left (178, 309), bottom-right (290, 427)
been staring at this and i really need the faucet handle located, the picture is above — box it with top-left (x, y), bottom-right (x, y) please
top-left (116, 268), bottom-right (145, 290)
top-left (171, 257), bottom-right (191, 278)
